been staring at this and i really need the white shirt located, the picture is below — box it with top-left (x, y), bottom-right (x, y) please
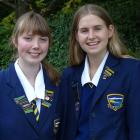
top-left (81, 52), bottom-right (109, 87)
top-left (14, 60), bottom-right (45, 113)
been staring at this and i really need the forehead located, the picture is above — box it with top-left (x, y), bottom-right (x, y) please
top-left (17, 18), bottom-right (49, 36)
top-left (78, 14), bottom-right (106, 28)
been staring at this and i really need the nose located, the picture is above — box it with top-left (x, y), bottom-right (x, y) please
top-left (88, 30), bottom-right (95, 39)
top-left (32, 39), bottom-right (39, 49)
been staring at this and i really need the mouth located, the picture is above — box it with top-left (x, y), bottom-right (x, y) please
top-left (86, 41), bottom-right (100, 46)
top-left (29, 52), bottom-right (40, 57)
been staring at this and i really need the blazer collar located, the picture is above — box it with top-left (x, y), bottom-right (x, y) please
top-left (5, 63), bottom-right (57, 131)
top-left (71, 53), bottom-right (118, 83)
top-left (6, 63), bottom-right (26, 97)
top-left (72, 61), bottom-right (85, 83)
top-left (5, 63), bottom-right (38, 131)
top-left (38, 68), bottom-right (57, 130)
top-left (90, 53), bottom-right (121, 109)
top-left (71, 53), bottom-right (121, 110)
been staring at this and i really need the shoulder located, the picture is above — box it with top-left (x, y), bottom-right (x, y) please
top-left (0, 63), bottom-right (15, 84)
top-left (120, 57), bottom-right (140, 68)
top-left (62, 64), bottom-right (83, 80)
top-left (119, 57), bottom-right (140, 76)
top-left (62, 66), bottom-right (75, 77)
top-left (0, 69), bottom-right (6, 78)
top-left (121, 56), bottom-right (140, 62)
top-left (0, 69), bottom-right (7, 85)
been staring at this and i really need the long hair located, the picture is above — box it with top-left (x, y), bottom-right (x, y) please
top-left (69, 4), bottom-right (128, 66)
top-left (11, 11), bottom-right (59, 85)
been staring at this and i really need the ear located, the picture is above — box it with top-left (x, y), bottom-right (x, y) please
top-left (108, 24), bottom-right (114, 38)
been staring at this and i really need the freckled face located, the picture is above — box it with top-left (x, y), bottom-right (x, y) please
top-left (15, 32), bottom-right (49, 66)
top-left (76, 14), bottom-right (114, 58)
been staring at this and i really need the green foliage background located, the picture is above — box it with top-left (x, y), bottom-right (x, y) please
top-left (0, 0), bottom-right (139, 72)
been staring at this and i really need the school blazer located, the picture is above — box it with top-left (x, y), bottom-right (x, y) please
top-left (58, 54), bottom-right (140, 140)
top-left (0, 63), bottom-right (59, 140)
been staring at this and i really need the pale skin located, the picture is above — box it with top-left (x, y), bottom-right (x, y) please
top-left (13, 32), bottom-right (49, 87)
top-left (76, 14), bottom-right (114, 79)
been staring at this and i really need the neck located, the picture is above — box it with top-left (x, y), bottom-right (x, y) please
top-left (87, 51), bottom-right (107, 79)
top-left (18, 59), bottom-right (40, 87)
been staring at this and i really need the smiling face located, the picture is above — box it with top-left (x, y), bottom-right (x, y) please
top-left (15, 32), bottom-right (49, 67)
top-left (76, 14), bottom-right (114, 58)
top-left (11, 11), bottom-right (51, 69)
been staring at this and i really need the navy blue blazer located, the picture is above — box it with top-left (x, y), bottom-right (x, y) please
top-left (57, 54), bottom-right (140, 140)
top-left (0, 63), bottom-right (60, 140)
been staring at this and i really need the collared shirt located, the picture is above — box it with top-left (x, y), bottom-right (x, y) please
top-left (81, 52), bottom-right (109, 87)
top-left (14, 59), bottom-right (45, 113)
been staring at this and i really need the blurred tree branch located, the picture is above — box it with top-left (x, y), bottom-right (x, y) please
top-left (0, 0), bottom-right (15, 9)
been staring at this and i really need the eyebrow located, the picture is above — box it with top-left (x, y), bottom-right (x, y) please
top-left (78, 24), bottom-right (103, 29)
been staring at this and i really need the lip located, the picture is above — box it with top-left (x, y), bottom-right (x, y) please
top-left (86, 41), bottom-right (100, 47)
top-left (29, 52), bottom-right (40, 56)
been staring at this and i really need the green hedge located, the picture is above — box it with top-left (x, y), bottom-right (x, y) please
top-left (0, 0), bottom-right (139, 72)
top-left (47, 0), bottom-right (140, 71)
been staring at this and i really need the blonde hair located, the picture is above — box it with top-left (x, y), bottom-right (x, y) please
top-left (11, 11), bottom-right (59, 85)
top-left (69, 4), bottom-right (128, 66)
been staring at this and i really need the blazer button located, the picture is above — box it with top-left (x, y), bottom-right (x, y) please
top-left (91, 136), bottom-right (96, 140)
top-left (91, 112), bottom-right (96, 118)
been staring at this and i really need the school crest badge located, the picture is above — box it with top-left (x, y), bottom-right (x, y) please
top-left (107, 93), bottom-right (124, 111)
top-left (14, 89), bottom-right (55, 114)
top-left (42, 89), bottom-right (54, 108)
top-left (14, 95), bottom-right (33, 114)
top-left (103, 66), bottom-right (114, 79)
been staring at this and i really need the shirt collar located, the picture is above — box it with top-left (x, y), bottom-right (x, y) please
top-left (81, 51), bottom-right (109, 86)
top-left (14, 60), bottom-right (45, 103)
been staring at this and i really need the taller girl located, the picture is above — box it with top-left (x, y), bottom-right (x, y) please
top-left (59, 4), bottom-right (140, 140)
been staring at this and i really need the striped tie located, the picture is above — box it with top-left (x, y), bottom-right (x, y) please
top-left (88, 82), bottom-right (94, 88)
top-left (31, 98), bottom-right (40, 122)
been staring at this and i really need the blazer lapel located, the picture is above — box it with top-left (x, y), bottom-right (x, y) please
top-left (6, 64), bottom-right (38, 131)
top-left (71, 63), bottom-right (84, 119)
top-left (90, 54), bottom-right (120, 109)
top-left (38, 69), bottom-right (57, 130)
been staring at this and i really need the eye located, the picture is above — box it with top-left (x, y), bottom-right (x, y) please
top-left (39, 37), bottom-right (49, 42)
top-left (95, 27), bottom-right (101, 31)
top-left (23, 36), bottom-right (32, 41)
top-left (79, 28), bottom-right (88, 33)
top-left (96, 28), bottom-right (101, 30)
top-left (94, 25), bottom-right (102, 31)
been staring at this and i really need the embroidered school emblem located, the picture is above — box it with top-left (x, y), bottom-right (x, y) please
top-left (107, 94), bottom-right (124, 111)
top-left (103, 66), bottom-right (114, 79)
top-left (14, 95), bottom-right (33, 114)
top-left (14, 89), bottom-right (55, 114)
top-left (42, 89), bottom-right (54, 108)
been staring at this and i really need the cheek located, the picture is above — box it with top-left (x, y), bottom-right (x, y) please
top-left (42, 44), bottom-right (49, 54)
top-left (17, 39), bottom-right (30, 50)
top-left (17, 47), bottom-right (26, 56)
top-left (17, 41), bottom-right (29, 55)
top-left (43, 47), bottom-right (48, 54)
top-left (100, 31), bottom-right (110, 42)
top-left (77, 33), bottom-right (85, 43)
